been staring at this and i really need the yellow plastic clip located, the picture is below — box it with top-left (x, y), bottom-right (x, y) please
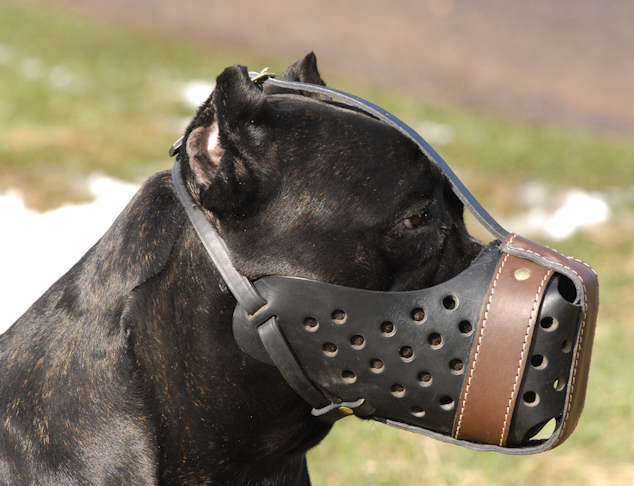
top-left (338, 406), bottom-right (354, 415)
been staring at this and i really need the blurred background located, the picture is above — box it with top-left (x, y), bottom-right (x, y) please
top-left (1, 1), bottom-right (633, 484)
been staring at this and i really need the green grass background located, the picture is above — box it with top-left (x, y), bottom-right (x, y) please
top-left (1, 3), bottom-right (632, 484)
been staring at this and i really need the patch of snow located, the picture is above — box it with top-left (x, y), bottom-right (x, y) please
top-left (179, 80), bottom-right (215, 109)
top-left (414, 120), bottom-right (454, 145)
top-left (48, 65), bottom-right (76, 89)
top-left (507, 185), bottom-right (610, 240)
top-left (1, 44), bottom-right (78, 90)
top-left (544, 190), bottom-right (610, 240)
top-left (19, 57), bottom-right (46, 80)
top-left (0, 176), bottom-right (139, 333)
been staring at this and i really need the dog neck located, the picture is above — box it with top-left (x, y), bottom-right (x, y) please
top-left (124, 172), bottom-right (330, 483)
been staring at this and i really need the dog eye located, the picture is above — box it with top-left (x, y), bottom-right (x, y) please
top-left (403, 212), bottom-right (429, 230)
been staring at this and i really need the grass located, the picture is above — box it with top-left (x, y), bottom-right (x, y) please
top-left (1, 3), bottom-right (633, 484)
top-left (0, 2), bottom-right (268, 208)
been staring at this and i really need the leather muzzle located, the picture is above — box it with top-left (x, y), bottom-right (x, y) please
top-left (232, 234), bottom-right (598, 453)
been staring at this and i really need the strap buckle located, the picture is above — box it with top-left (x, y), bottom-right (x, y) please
top-left (311, 398), bottom-right (366, 417)
top-left (249, 67), bottom-right (275, 84)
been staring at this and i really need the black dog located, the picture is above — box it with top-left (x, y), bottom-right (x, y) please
top-left (0, 53), bottom-right (481, 485)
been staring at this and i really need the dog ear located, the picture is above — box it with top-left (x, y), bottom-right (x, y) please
top-left (276, 51), bottom-right (325, 85)
top-left (263, 52), bottom-right (326, 98)
top-left (183, 65), bottom-right (267, 214)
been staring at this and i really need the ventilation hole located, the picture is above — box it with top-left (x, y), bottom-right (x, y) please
top-left (523, 391), bottom-right (539, 406)
top-left (417, 371), bottom-right (433, 387)
top-left (561, 339), bottom-right (573, 353)
top-left (442, 295), bottom-right (457, 310)
top-left (439, 396), bottom-right (455, 411)
top-left (322, 342), bottom-right (338, 357)
top-left (458, 320), bottom-right (473, 335)
top-left (428, 332), bottom-right (443, 349)
top-left (370, 359), bottom-right (384, 373)
top-left (331, 309), bottom-right (347, 323)
top-left (449, 358), bottom-right (464, 374)
top-left (391, 384), bottom-right (406, 398)
top-left (411, 307), bottom-right (426, 322)
top-left (410, 406), bottom-right (426, 418)
top-left (399, 346), bottom-right (414, 361)
top-left (341, 370), bottom-right (356, 384)
top-left (530, 354), bottom-right (547, 369)
top-left (350, 335), bottom-right (365, 349)
top-left (557, 275), bottom-right (578, 303)
top-left (303, 317), bottom-right (319, 332)
top-left (540, 316), bottom-right (559, 332)
top-left (380, 321), bottom-right (395, 336)
top-left (530, 418), bottom-right (557, 441)
top-left (553, 377), bottom-right (566, 391)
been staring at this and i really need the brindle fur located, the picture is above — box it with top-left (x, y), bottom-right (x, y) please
top-left (0, 53), bottom-right (481, 485)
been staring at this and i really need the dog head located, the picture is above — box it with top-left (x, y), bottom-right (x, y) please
top-left (179, 53), bottom-right (481, 293)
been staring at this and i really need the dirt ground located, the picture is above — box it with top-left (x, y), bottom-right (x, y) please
top-left (18, 0), bottom-right (634, 137)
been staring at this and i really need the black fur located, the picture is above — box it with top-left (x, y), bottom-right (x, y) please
top-left (0, 53), bottom-right (481, 485)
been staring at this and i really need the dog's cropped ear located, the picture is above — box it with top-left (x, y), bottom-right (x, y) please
top-left (277, 52), bottom-right (325, 85)
top-left (183, 65), bottom-right (268, 214)
top-left (264, 52), bottom-right (326, 96)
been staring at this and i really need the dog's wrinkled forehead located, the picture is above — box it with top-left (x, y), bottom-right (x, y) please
top-left (265, 94), bottom-right (441, 210)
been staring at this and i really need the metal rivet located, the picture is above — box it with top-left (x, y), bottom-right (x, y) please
top-left (514, 268), bottom-right (531, 281)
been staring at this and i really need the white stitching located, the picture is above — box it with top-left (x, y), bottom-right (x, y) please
top-left (506, 245), bottom-right (596, 281)
top-left (508, 239), bottom-right (597, 278)
top-left (454, 235), bottom-right (515, 438)
top-left (504, 236), bottom-right (593, 440)
top-left (498, 269), bottom-right (553, 446)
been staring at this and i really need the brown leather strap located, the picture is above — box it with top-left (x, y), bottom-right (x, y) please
top-left (453, 235), bottom-right (553, 446)
top-left (502, 234), bottom-right (599, 448)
